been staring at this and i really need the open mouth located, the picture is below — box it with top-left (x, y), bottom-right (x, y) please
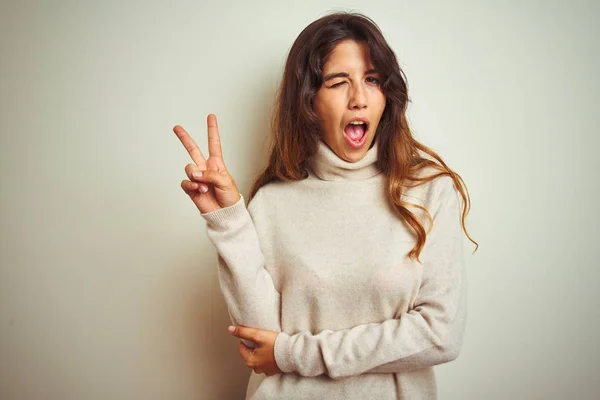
top-left (343, 121), bottom-right (368, 148)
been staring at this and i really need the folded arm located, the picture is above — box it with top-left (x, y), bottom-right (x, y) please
top-left (273, 177), bottom-right (468, 378)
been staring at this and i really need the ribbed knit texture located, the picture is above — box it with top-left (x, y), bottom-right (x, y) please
top-left (201, 138), bottom-right (469, 400)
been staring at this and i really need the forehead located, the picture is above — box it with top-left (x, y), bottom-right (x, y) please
top-left (322, 40), bottom-right (375, 72)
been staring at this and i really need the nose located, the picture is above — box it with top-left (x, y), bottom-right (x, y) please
top-left (349, 83), bottom-right (367, 110)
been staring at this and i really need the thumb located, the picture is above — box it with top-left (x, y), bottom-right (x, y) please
top-left (192, 169), bottom-right (234, 191)
top-left (229, 326), bottom-right (259, 349)
top-left (228, 325), bottom-right (256, 340)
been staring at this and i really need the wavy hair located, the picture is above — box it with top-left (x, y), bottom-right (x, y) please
top-left (249, 12), bottom-right (478, 261)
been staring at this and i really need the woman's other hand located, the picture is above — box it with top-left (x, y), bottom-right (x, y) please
top-left (228, 325), bottom-right (282, 376)
top-left (174, 114), bottom-right (241, 214)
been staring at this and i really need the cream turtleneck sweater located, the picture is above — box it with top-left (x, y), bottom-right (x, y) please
top-left (201, 138), bottom-right (469, 400)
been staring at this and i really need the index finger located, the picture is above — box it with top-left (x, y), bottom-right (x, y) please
top-left (207, 114), bottom-right (223, 158)
top-left (173, 125), bottom-right (207, 168)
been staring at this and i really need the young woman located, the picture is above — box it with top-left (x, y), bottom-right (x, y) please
top-left (174, 12), bottom-right (477, 400)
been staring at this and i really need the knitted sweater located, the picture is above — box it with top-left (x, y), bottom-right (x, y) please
top-left (201, 138), bottom-right (469, 400)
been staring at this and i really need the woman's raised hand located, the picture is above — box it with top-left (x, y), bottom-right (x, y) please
top-left (174, 114), bottom-right (241, 214)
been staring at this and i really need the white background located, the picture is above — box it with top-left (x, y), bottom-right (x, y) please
top-left (1, 1), bottom-right (598, 399)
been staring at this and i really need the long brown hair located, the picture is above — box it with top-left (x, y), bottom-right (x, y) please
top-left (249, 12), bottom-right (478, 261)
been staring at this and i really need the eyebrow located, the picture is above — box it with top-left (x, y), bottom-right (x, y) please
top-left (323, 69), bottom-right (380, 82)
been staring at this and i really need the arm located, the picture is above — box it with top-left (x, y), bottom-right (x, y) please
top-left (273, 177), bottom-right (468, 378)
top-left (174, 117), bottom-right (280, 339)
top-left (202, 194), bottom-right (281, 334)
top-left (365, 262), bottom-right (467, 374)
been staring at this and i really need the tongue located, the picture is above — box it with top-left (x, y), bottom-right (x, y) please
top-left (344, 124), bottom-right (365, 141)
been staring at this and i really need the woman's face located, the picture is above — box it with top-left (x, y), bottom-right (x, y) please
top-left (313, 40), bottom-right (386, 163)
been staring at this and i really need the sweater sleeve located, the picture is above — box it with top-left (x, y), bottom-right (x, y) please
top-left (365, 262), bottom-right (467, 374)
top-left (272, 177), bottom-right (468, 378)
top-left (201, 194), bottom-right (281, 337)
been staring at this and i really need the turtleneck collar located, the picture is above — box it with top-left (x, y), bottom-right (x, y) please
top-left (308, 137), bottom-right (382, 181)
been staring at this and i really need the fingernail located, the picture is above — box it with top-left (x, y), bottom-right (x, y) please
top-left (200, 185), bottom-right (208, 193)
top-left (193, 172), bottom-right (203, 178)
top-left (228, 326), bottom-right (235, 333)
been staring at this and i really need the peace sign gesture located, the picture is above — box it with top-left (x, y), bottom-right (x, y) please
top-left (174, 114), bottom-right (241, 214)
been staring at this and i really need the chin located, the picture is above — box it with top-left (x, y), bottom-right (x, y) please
top-left (340, 144), bottom-right (370, 163)
top-left (324, 136), bottom-right (371, 162)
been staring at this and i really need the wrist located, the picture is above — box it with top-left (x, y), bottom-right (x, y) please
top-left (273, 332), bottom-right (295, 373)
top-left (201, 194), bottom-right (246, 229)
